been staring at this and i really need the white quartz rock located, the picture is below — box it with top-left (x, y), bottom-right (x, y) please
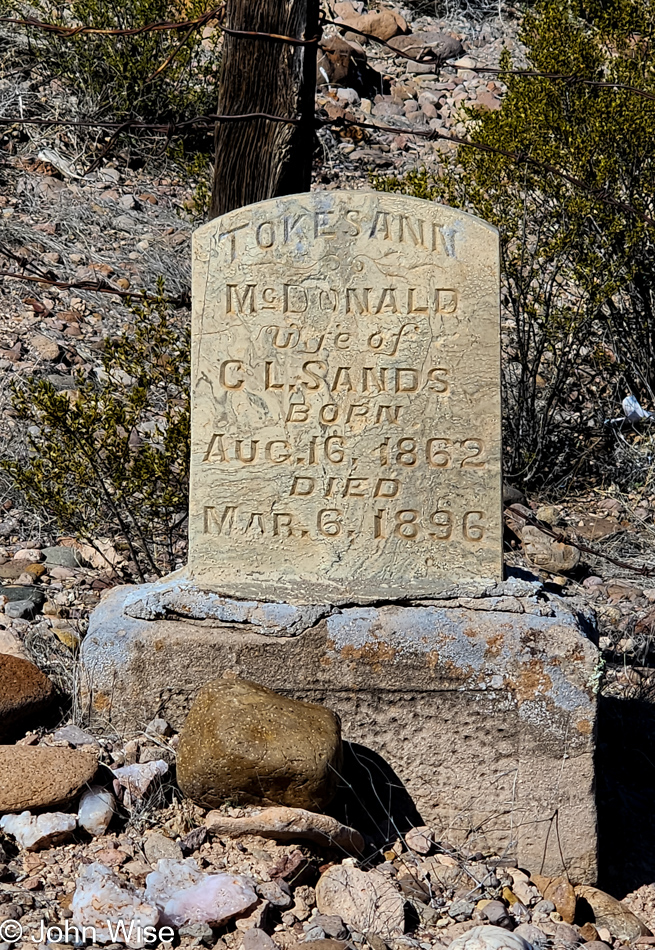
top-left (0, 810), bottom-right (76, 850)
top-left (78, 785), bottom-right (115, 836)
top-left (448, 926), bottom-right (534, 950)
top-left (71, 862), bottom-right (159, 948)
top-left (113, 759), bottom-right (168, 806)
top-left (145, 858), bottom-right (259, 927)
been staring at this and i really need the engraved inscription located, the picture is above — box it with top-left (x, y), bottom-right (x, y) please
top-left (202, 434), bottom-right (487, 469)
top-left (191, 191), bottom-right (501, 601)
top-left (203, 503), bottom-right (487, 544)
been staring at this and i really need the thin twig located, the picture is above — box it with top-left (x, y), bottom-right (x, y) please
top-left (146, 21), bottom-right (204, 83)
top-left (0, 112), bottom-right (301, 132)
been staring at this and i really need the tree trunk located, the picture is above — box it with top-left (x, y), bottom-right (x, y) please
top-left (209, 0), bottom-right (319, 218)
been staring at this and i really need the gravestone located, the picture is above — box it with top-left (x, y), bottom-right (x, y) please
top-left (189, 192), bottom-right (501, 603)
top-left (81, 192), bottom-right (599, 881)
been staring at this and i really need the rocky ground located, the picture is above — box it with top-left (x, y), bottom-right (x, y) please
top-left (1, 0), bottom-right (655, 945)
top-left (0, 653), bottom-right (652, 950)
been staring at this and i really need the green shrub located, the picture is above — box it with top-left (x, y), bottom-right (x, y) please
top-left (28, 0), bottom-right (220, 125)
top-left (375, 0), bottom-right (655, 490)
top-left (1, 286), bottom-right (190, 581)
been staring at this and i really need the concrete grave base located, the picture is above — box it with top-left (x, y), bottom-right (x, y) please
top-left (80, 571), bottom-right (599, 882)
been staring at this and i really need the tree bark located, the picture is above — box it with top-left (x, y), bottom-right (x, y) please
top-left (209, 0), bottom-right (319, 219)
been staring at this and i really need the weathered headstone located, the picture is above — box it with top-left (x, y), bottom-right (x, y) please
top-left (189, 192), bottom-right (501, 602)
top-left (81, 192), bottom-right (599, 882)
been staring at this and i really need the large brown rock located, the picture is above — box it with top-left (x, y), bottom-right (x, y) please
top-left (317, 34), bottom-right (366, 86)
top-left (0, 654), bottom-right (56, 736)
top-left (333, 3), bottom-right (406, 41)
top-left (387, 30), bottom-right (464, 63)
top-left (177, 676), bottom-right (343, 811)
top-left (0, 746), bottom-right (98, 812)
top-left (521, 525), bottom-right (581, 574)
top-left (575, 886), bottom-right (651, 941)
top-left (532, 875), bottom-right (576, 924)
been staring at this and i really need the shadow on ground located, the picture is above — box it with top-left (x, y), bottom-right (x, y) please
top-left (597, 685), bottom-right (655, 896)
top-left (328, 741), bottom-right (424, 855)
top-left (327, 689), bottom-right (655, 891)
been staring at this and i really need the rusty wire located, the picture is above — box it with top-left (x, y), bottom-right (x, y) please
top-left (0, 112), bottom-right (301, 132)
top-left (0, 9), bottom-right (318, 45)
top-left (0, 7), bottom-right (223, 37)
top-left (0, 108), bottom-right (652, 227)
top-left (1, 7), bottom-right (654, 102)
top-left (222, 25), bottom-right (320, 45)
top-left (328, 116), bottom-right (655, 228)
top-left (506, 505), bottom-right (655, 577)
top-left (319, 18), bottom-right (655, 102)
top-left (0, 268), bottom-right (191, 307)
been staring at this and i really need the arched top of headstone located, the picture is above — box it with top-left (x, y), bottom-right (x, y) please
top-left (189, 190), bottom-right (501, 604)
top-left (194, 191), bottom-right (498, 268)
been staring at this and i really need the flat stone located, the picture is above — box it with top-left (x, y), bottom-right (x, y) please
top-left (338, 9), bottom-right (402, 41)
top-left (242, 930), bottom-right (277, 950)
top-left (0, 562), bottom-right (29, 580)
top-left (205, 805), bottom-right (364, 853)
top-left (0, 810), bottom-right (77, 850)
top-left (30, 334), bottom-right (61, 361)
top-left (113, 760), bottom-right (168, 804)
top-left (13, 548), bottom-right (43, 561)
top-left (144, 831), bottom-right (183, 864)
top-left (522, 526), bottom-right (581, 573)
top-left (406, 61), bottom-right (437, 74)
top-left (448, 926), bottom-right (533, 950)
top-left (405, 825), bottom-right (433, 854)
top-left (0, 654), bottom-right (55, 736)
top-left (81, 581), bottom-right (598, 881)
top-left (177, 677), bottom-right (342, 810)
top-left (49, 565), bottom-right (76, 580)
top-left (0, 629), bottom-right (28, 661)
top-left (387, 30), bottom-right (464, 62)
top-left (0, 745), bottom-right (98, 812)
top-left (113, 213), bottom-right (139, 231)
top-left (45, 374), bottom-right (76, 391)
top-left (122, 577), bottom-right (330, 635)
top-left (4, 599), bottom-right (41, 620)
top-left (144, 859), bottom-right (258, 927)
top-left (316, 865), bottom-right (404, 939)
top-left (42, 545), bottom-right (88, 568)
top-left (190, 192), bottom-right (502, 604)
top-left (23, 563), bottom-right (46, 579)
top-left (514, 925), bottom-right (549, 949)
top-left (53, 723), bottom-right (100, 747)
top-left (0, 586), bottom-right (45, 606)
